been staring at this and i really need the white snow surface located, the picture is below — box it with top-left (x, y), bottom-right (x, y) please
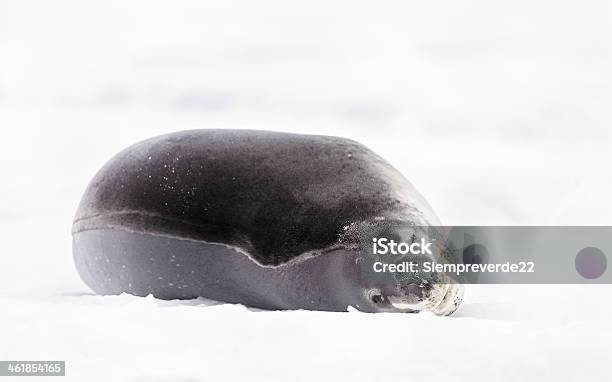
top-left (1, 1), bottom-right (612, 380)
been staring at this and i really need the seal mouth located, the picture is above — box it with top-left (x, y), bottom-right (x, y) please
top-left (429, 282), bottom-right (464, 316)
top-left (388, 282), bottom-right (464, 316)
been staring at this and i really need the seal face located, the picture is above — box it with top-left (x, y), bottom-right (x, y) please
top-left (72, 129), bottom-right (463, 315)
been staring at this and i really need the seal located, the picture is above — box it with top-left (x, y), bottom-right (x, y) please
top-left (72, 129), bottom-right (464, 315)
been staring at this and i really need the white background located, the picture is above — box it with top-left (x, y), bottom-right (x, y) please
top-left (1, 1), bottom-right (611, 380)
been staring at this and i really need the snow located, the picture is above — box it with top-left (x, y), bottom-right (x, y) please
top-left (1, 0), bottom-right (612, 380)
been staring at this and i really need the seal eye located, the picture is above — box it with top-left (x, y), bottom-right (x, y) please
top-left (368, 290), bottom-right (385, 304)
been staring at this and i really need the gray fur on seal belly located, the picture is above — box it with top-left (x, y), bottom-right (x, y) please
top-left (72, 129), bottom-right (464, 315)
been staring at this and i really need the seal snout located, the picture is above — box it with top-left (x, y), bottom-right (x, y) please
top-left (386, 282), bottom-right (431, 311)
top-left (386, 280), bottom-right (464, 316)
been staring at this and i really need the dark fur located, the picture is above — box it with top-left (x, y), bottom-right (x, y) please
top-left (73, 129), bottom-right (435, 265)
